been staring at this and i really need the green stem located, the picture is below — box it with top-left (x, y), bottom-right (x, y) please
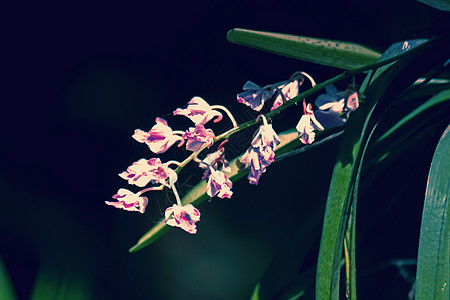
top-left (172, 50), bottom-right (414, 184)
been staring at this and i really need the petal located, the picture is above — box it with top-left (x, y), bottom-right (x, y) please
top-left (237, 90), bottom-right (265, 111)
top-left (106, 189), bottom-right (148, 213)
top-left (242, 80), bottom-right (262, 90)
top-left (325, 84), bottom-right (339, 98)
top-left (132, 129), bottom-right (149, 143)
top-left (345, 91), bottom-right (359, 111)
top-left (314, 110), bottom-right (346, 129)
top-left (310, 114), bottom-right (325, 131)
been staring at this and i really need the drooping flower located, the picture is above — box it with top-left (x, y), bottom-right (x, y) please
top-left (250, 121), bottom-right (281, 150)
top-left (240, 146), bottom-right (275, 185)
top-left (182, 124), bottom-right (215, 152)
top-left (271, 79), bottom-right (302, 111)
top-left (105, 188), bottom-right (148, 214)
top-left (132, 117), bottom-right (184, 154)
top-left (236, 81), bottom-right (275, 111)
top-left (165, 204), bottom-right (201, 234)
top-left (119, 158), bottom-right (178, 188)
top-left (239, 117), bottom-right (280, 185)
top-left (173, 96), bottom-right (223, 125)
top-left (206, 168), bottom-right (233, 199)
top-left (199, 139), bottom-right (231, 180)
top-left (343, 90), bottom-right (359, 113)
top-left (296, 101), bottom-right (324, 144)
top-left (314, 84), bottom-right (347, 129)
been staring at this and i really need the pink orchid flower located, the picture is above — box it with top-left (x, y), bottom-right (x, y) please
top-left (119, 158), bottom-right (178, 188)
top-left (240, 146), bottom-right (275, 185)
top-left (173, 96), bottom-right (223, 125)
top-left (344, 91), bottom-right (359, 113)
top-left (237, 81), bottom-right (274, 111)
top-left (165, 204), bottom-right (201, 234)
top-left (105, 188), bottom-right (148, 214)
top-left (239, 118), bottom-right (280, 185)
top-left (296, 101), bottom-right (324, 144)
top-left (271, 79), bottom-right (301, 111)
top-left (207, 168), bottom-right (233, 199)
top-left (132, 117), bottom-right (184, 154)
top-left (182, 124), bottom-right (215, 152)
top-left (250, 122), bottom-right (281, 150)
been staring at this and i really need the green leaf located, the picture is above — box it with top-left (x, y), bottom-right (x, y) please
top-left (415, 125), bottom-right (450, 300)
top-left (129, 128), bottom-right (302, 252)
top-left (0, 255), bottom-right (17, 300)
top-left (227, 28), bottom-right (381, 70)
top-left (416, 0), bottom-right (450, 11)
top-left (315, 36), bottom-right (448, 300)
top-left (376, 89), bottom-right (450, 143)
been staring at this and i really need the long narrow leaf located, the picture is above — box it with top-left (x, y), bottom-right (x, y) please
top-left (227, 28), bottom-right (381, 70)
top-left (415, 125), bottom-right (450, 300)
top-left (315, 37), bottom-right (447, 300)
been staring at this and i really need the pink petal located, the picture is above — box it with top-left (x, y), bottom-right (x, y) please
top-left (106, 189), bottom-right (148, 213)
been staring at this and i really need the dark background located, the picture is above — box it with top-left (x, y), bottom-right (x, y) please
top-left (2, 1), bottom-right (449, 299)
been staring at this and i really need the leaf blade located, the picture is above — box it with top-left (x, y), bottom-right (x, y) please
top-left (227, 28), bottom-right (381, 70)
top-left (415, 125), bottom-right (450, 300)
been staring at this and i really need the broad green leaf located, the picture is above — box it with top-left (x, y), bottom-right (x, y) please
top-left (316, 36), bottom-right (448, 300)
top-left (415, 125), bottom-right (450, 300)
top-left (130, 128), bottom-right (302, 252)
top-left (227, 28), bottom-right (381, 70)
top-left (0, 256), bottom-right (16, 300)
top-left (416, 0), bottom-right (450, 11)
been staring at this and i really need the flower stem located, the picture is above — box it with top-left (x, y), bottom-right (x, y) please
top-left (256, 114), bottom-right (269, 126)
top-left (171, 184), bottom-right (182, 206)
top-left (136, 185), bottom-right (164, 196)
top-left (172, 130), bottom-right (186, 135)
top-left (210, 105), bottom-right (238, 128)
top-left (300, 71), bottom-right (316, 87)
top-left (166, 160), bottom-right (183, 168)
top-left (171, 46), bottom-right (423, 180)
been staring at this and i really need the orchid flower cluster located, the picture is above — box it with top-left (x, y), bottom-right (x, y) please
top-left (106, 71), bottom-right (360, 234)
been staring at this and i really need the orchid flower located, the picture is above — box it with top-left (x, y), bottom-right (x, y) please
top-left (236, 81), bottom-right (274, 111)
top-left (296, 101), bottom-right (324, 144)
top-left (106, 188), bottom-right (148, 214)
top-left (240, 146), bottom-right (275, 185)
top-left (182, 124), bottom-right (215, 152)
top-left (206, 168), bottom-right (233, 199)
top-left (132, 117), bottom-right (184, 154)
top-left (250, 117), bottom-right (281, 150)
top-left (173, 96), bottom-right (223, 125)
top-left (271, 79), bottom-right (301, 111)
top-left (239, 115), bottom-right (280, 185)
top-left (165, 203), bottom-right (201, 234)
top-left (314, 84), bottom-right (347, 129)
top-left (119, 158), bottom-right (178, 188)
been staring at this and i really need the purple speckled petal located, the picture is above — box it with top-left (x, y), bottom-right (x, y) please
top-left (106, 189), bottom-right (148, 214)
top-left (165, 204), bottom-right (201, 234)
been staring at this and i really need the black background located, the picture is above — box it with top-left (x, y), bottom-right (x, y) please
top-left (2, 1), bottom-right (449, 299)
